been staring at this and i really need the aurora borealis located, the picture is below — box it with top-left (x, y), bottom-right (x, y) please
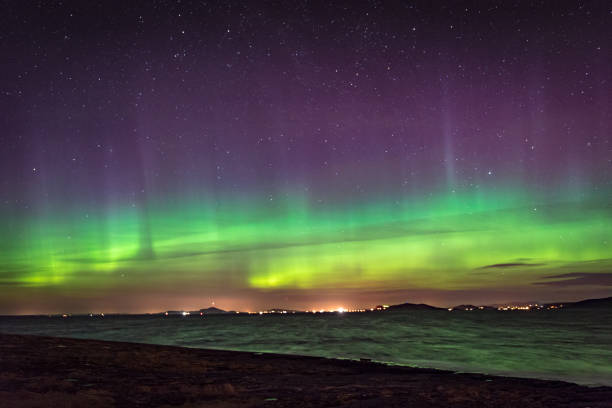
top-left (0, 1), bottom-right (610, 314)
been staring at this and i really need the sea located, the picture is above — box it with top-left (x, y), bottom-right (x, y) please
top-left (1, 308), bottom-right (611, 387)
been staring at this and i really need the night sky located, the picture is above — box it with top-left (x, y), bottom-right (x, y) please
top-left (1, 1), bottom-right (611, 314)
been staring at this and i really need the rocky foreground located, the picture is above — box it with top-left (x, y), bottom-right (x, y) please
top-left (1, 333), bottom-right (610, 407)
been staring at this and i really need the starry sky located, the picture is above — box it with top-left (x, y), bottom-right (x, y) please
top-left (0, 1), bottom-right (611, 314)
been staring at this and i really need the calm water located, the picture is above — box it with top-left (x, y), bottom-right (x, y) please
top-left (1, 309), bottom-right (611, 386)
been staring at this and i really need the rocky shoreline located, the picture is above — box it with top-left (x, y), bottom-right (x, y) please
top-left (1, 333), bottom-right (610, 407)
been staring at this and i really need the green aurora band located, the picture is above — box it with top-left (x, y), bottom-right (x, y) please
top-left (1, 185), bottom-right (610, 311)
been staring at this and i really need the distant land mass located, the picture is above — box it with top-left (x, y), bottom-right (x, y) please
top-left (387, 302), bottom-right (443, 311)
top-left (545, 296), bottom-right (612, 309)
top-left (5, 297), bottom-right (610, 317)
top-left (153, 296), bottom-right (611, 317)
top-left (449, 304), bottom-right (497, 311)
top-left (447, 296), bottom-right (612, 312)
top-left (200, 307), bottom-right (232, 315)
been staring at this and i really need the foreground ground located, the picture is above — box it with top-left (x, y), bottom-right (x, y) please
top-left (0, 333), bottom-right (610, 407)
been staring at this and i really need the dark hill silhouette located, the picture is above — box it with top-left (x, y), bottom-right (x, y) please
top-left (556, 296), bottom-right (612, 309)
top-left (451, 304), bottom-right (497, 311)
top-left (200, 307), bottom-right (230, 314)
top-left (387, 302), bottom-right (443, 311)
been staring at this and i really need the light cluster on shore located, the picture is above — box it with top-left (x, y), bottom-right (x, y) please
top-left (44, 302), bottom-right (576, 317)
top-left (496, 304), bottom-right (563, 311)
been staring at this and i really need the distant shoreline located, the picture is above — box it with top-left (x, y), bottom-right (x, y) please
top-left (1, 333), bottom-right (610, 407)
top-left (2, 295), bottom-right (610, 317)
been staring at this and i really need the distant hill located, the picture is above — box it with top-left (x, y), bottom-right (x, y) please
top-left (552, 296), bottom-right (612, 309)
top-left (387, 297), bottom-right (612, 312)
top-left (450, 304), bottom-right (496, 311)
top-left (387, 302), bottom-right (444, 311)
top-left (200, 307), bottom-right (230, 314)
top-left (451, 304), bottom-right (478, 311)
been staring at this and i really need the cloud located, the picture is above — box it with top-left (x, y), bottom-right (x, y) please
top-left (534, 272), bottom-right (612, 287)
top-left (0, 267), bottom-right (33, 286)
top-left (479, 262), bottom-right (545, 269)
top-left (0, 281), bottom-right (28, 287)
